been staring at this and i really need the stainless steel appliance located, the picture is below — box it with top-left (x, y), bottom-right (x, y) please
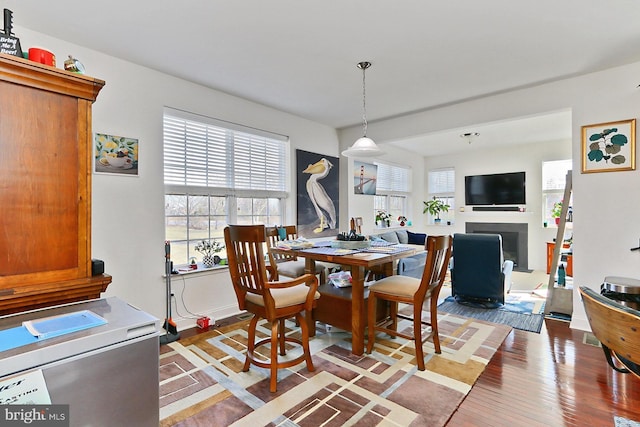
top-left (0, 297), bottom-right (160, 427)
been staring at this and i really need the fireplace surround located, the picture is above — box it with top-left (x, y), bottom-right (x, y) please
top-left (465, 222), bottom-right (529, 272)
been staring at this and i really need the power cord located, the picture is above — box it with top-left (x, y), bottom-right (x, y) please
top-left (171, 275), bottom-right (220, 328)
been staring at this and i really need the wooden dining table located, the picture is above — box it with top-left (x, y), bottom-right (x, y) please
top-left (274, 245), bottom-right (418, 355)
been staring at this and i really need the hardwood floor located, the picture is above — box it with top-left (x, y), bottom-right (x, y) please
top-left (449, 317), bottom-right (640, 426)
top-left (179, 315), bottom-right (640, 426)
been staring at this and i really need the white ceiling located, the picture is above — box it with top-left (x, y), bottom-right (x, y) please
top-left (4, 1), bottom-right (640, 156)
top-left (387, 109), bottom-right (574, 157)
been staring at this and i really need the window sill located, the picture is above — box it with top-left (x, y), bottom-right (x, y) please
top-left (169, 263), bottom-right (229, 276)
top-left (375, 225), bottom-right (409, 230)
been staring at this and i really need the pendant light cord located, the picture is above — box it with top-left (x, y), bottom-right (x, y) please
top-left (358, 61), bottom-right (371, 137)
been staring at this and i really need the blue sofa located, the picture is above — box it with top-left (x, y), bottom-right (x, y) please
top-left (369, 229), bottom-right (428, 279)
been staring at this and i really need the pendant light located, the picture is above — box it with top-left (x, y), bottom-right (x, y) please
top-left (342, 61), bottom-right (384, 157)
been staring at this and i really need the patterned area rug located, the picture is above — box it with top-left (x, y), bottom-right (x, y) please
top-left (159, 312), bottom-right (511, 426)
top-left (438, 294), bottom-right (545, 333)
top-left (615, 416), bottom-right (640, 427)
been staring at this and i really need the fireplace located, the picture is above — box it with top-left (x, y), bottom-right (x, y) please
top-left (465, 222), bottom-right (529, 272)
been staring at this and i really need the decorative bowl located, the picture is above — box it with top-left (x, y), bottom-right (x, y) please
top-left (106, 155), bottom-right (126, 168)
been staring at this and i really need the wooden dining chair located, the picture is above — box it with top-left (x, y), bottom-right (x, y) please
top-left (265, 225), bottom-right (330, 284)
top-left (366, 235), bottom-right (453, 370)
top-left (579, 286), bottom-right (640, 379)
top-left (224, 224), bottom-right (320, 392)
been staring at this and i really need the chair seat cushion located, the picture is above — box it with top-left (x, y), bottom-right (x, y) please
top-left (246, 284), bottom-right (321, 308)
top-left (277, 259), bottom-right (326, 278)
top-left (369, 275), bottom-right (420, 298)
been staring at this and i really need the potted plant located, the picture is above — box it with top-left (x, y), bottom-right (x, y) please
top-left (397, 215), bottom-right (407, 226)
top-left (551, 201), bottom-right (563, 224)
top-left (195, 239), bottom-right (225, 267)
top-left (423, 197), bottom-right (450, 223)
top-left (375, 210), bottom-right (391, 227)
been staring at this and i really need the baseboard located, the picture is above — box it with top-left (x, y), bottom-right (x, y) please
top-left (173, 304), bottom-right (242, 331)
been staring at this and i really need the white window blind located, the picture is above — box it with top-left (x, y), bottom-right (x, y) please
top-left (163, 108), bottom-right (287, 194)
top-left (163, 108), bottom-right (288, 264)
top-left (542, 160), bottom-right (572, 190)
top-left (375, 162), bottom-right (411, 193)
top-left (428, 168), bottom-right (455, 194)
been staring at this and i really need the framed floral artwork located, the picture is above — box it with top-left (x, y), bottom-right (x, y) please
top-left (94, 133), bottom-right (139, 176)
top-left (581, 119), bottom-right (635, 173)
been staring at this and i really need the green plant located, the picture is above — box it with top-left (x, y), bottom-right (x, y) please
top-left (195, 239), bottom-right (224, 257)
top-left (423, 197), bottom-right (450, 220)
top-left (551, 201), bottom-right (563, 218)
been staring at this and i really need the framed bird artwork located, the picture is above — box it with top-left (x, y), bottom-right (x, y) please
top-left (296, 149), bottom-right (340, 238)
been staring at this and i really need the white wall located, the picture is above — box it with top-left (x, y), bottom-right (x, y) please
top-left (340, 61), bottom-right (640, 331)
top-left (15, 26), bottom-right (340, 329)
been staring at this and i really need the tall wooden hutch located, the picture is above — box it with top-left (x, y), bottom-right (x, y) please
top-left (0, 54), bottom-right (111, 315)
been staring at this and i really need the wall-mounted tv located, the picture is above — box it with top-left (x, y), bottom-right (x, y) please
top-left (465, 171), bottom-right (526, 205)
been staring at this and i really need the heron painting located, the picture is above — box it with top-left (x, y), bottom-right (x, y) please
top-left (296, 150), bottom-right (340, 238)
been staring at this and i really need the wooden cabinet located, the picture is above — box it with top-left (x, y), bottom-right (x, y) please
top-left (0, 54), bottom-right (111, 315)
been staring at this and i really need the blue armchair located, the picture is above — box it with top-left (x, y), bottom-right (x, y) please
top-left (450, 233), bottom-right (513, 306)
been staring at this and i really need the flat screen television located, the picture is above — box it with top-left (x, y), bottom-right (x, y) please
top-left (465, 171), bottom-right (526, 205)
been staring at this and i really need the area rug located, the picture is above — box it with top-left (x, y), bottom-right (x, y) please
top-left (438, 295), bottom-right (545, 333)
top-left (615, 416), bottom-right (640, 427)
top-left (159, 312), bottom-right (511, 426)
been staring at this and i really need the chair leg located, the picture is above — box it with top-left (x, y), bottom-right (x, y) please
top-left (413, 303), bottom-right (425, 371)
top-left (244, 315), bottom-right (259, 372)
top-left (389, 301), bottom-right (398, 333)
top-left (270, 320), bottom-right (279, 392)
top-left (278, 318), bottom-right (286, 356)
top-left (297, 312), bottom-right (315, 372)
top-left (367, 291), bottom-right (377, 354)
top-left (430, 298), bottom-right (441, 354)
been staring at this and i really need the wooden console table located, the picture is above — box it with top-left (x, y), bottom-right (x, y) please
top-left (546, 242), bottom-right (573, 277)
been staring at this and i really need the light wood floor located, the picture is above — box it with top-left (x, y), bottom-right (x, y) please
top-left (449, 317), bottom-right (640, 426)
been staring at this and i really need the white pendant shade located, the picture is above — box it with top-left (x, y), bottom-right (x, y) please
top-left (342, 61), bottom-right (384, 158)
top-left (342, 136), bottom-right (384, 157)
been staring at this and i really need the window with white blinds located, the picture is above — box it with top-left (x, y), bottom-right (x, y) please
top-left (375, 162), bottom-right (411, 193)
top-left (542, 159), bottom-right (572, 227)
top-left (427, 168), bottom-right (455, 224)
top-left (373, 162), bottom-right (411, 225)
top-left (163, 107), bottom-right (288, 265)
top-left (164, 108), bottom-right (287, 195)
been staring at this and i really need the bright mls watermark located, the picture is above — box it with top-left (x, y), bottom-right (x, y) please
top-left (1, 405), bottom-right (69, 426)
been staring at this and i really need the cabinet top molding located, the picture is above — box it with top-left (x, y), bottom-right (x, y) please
top-left (0, 52), bottom-right (105, 101)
